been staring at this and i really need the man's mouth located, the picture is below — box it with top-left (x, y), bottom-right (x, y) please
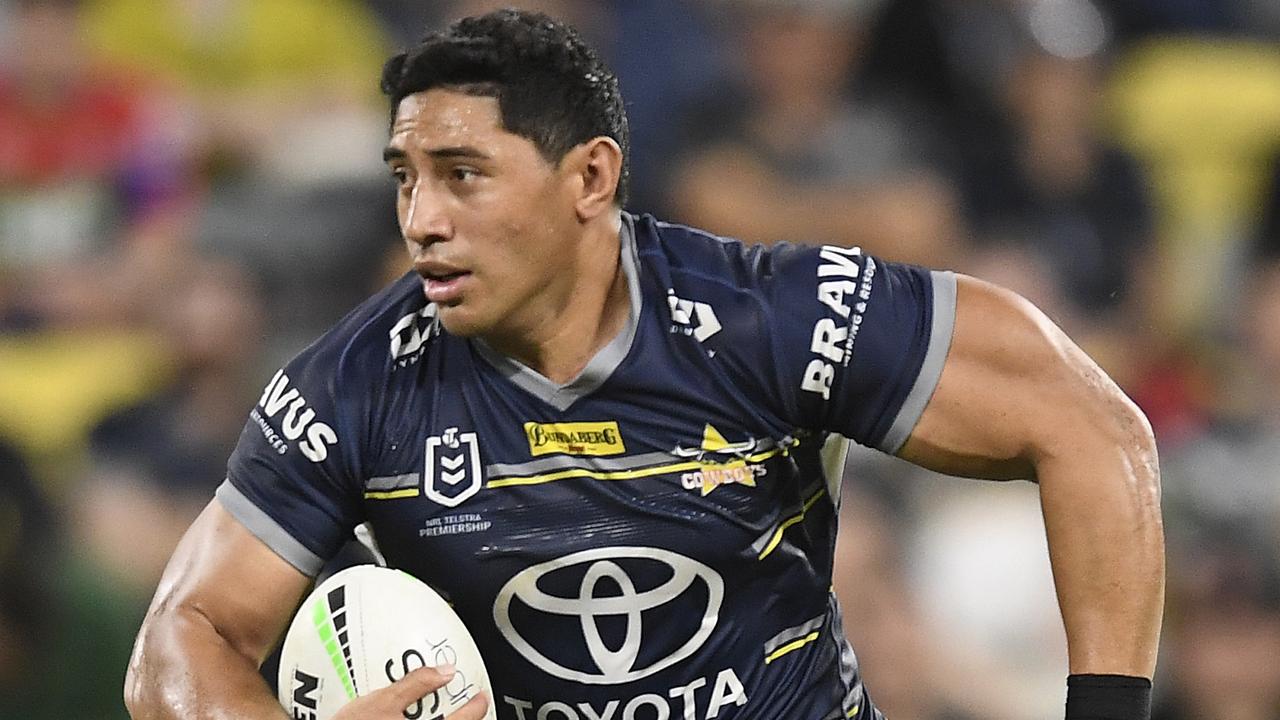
top-left (422, 269), bottom-right (466, 282)
top-left (420, 270), bottom-right (471, 304)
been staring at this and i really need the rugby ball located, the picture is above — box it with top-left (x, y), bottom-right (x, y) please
top-left (277, 565), bottom-right (496, 720)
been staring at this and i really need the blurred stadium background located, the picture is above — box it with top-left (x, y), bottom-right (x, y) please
top-left (1, 0), bottom-right (1278, 717)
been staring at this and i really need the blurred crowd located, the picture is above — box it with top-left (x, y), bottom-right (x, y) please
top-left (1, 0), bottom-right (1278, 718)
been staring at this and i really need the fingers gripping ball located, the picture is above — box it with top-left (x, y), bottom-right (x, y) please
top-left (278, 565), bottom-right (496, 720)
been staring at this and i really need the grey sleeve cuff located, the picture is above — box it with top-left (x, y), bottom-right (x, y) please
top-left (215, 479), bottom-right (324, 576)
top-left (878, 270), bottom-right (957, 454)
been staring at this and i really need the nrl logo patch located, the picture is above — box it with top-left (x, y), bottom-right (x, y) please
top-left (424, 427), bottom-right (482, 507)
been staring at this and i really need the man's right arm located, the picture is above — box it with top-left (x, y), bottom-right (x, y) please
top-left (124, 499), bottom-right (488, 720)
top-left (125, 498), bottom-right (310, 719)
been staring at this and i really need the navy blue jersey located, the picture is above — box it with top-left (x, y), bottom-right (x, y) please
top-left (219, 214), bottom-right (956, 720)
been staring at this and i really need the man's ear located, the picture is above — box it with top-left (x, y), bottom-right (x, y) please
top-left (567, 136), bottom-right (624, 221)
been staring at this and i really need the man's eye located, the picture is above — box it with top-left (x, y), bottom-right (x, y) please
top-left (390, 168), bottom-right (410, 185)
top-left (451, 167), bottom-right (478, 182)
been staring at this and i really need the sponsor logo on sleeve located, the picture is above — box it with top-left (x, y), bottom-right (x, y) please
top-left (251, 369), bottom-right (339, 463)
top-left (524, 421), bottom-right (625, 457)
top-left (800, 245), bottom-right (876, 400)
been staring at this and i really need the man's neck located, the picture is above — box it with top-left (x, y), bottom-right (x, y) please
top-left (482, 215), bottom-right (629, 385)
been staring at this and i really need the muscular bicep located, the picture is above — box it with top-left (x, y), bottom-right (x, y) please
top-left (139, 498), bottom-right (312, 665)
top-left (896, 274), bottom-right (1120, 480)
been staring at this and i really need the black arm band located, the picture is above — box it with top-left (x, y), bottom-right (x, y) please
top-left (1065, 674), bottom-right (1152, 720)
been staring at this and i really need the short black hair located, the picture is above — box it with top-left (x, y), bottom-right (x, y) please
top-left (381, 9), bottom-right (630, 207)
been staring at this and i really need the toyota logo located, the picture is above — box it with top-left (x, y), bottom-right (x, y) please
top-left (493, 546), bottom-right (724, 684)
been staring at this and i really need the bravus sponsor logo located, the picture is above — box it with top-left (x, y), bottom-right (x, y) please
top-left (800, 246), bottom-right (875, 400)
top-left (254, 369), bottom-right (339, 462)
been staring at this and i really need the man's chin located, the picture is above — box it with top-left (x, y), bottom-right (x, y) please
top-left (434, 305), bottom-right (490, 338)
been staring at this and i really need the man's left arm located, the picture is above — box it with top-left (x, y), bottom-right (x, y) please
top-left (897, 275), bottom-right (1163, 696)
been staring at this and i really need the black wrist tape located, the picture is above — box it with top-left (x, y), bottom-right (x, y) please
top-left (1065, 674), bottom-right (1152, 720)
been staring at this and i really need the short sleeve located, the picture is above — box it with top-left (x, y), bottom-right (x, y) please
top-left (764, 244), bottom-right (956, 453)
top-left (219, 344), bottom-right (365, 576)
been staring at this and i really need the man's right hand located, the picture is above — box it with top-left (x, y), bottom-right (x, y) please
top-left (125, 500), bottom-right (492, 720)
top-left (331, 665), bottom-right (490, 720)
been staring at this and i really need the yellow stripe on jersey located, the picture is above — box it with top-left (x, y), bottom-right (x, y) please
top-left (363, 488), bottom-right (420, 500)
top-left (763, 631), bottom-right (820, 664)
top-left (486, 447), bottom-right (785, 489)
top-left (757, 487), bottom-right (827, 560)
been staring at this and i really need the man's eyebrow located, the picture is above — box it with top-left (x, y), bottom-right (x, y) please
top-left (382, 145), bottom-right (491, 163)
top-left (426, 146), bottom-right (490, 160)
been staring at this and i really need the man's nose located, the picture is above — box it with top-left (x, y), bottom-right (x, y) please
top-left (402, 182), bottom-right (452, 247)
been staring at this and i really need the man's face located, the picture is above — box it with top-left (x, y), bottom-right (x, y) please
top-left (383, 89), bottom-right (579, 338)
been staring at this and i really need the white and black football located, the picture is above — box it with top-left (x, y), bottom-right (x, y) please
top-left (277, 565), bottom-right (496, 720)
